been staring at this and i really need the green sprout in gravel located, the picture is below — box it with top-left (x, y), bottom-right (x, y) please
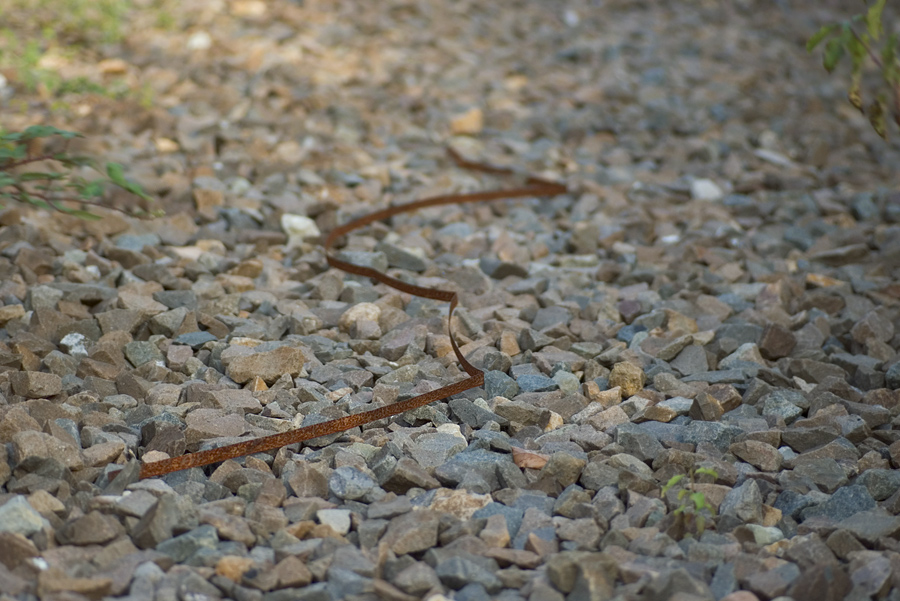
top-left (661, 466), bottom-right (718, 540)
top-left (807, 0), bottom-right (900, 138)
top-left (0, 125), bottom-right (158, 219)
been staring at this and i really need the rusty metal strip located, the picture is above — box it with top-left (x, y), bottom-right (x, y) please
top-left (133, 149), bottom-right (566, 480)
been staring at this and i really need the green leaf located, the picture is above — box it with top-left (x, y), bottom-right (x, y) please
top-left (662, 474), bottom-right (684, 493)
top-left (0, 145), bottom-right (27, 161)
top-left (55, 206), bottom-right (103, 220)
top-left (823, 37), bottom-right (846, 73)
top-left (18, 172), bottom-right (64, 181)
top-left (80, 180), bottom-right (104, 198)
top-left (867, 0), bottom-right (887, 41)
top-left (105, 162), bottom-right (127, 186)
top-left (694, 467), bottom-right (718, 479)
top-left (20, 125), bottom-right (82, 141)
top-left (690, 492), bottom-right (707, 512)
top-left (696, 514), bottom-right (706, 535)
top-left (807, 23), bottom-right (839, 52)
top-left (883, 34), bottom-right (899, 84)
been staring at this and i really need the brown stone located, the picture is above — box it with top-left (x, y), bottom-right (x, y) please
top-left (38, 568), bottom-right (112, 600)
top-left (11, 430), bottom-right (83, 471)
top-left (690, 391), bottom-right (724, 421)
top-left (608, 362), bottom-right (645, 397)
top-left (758, 323), bottom-right (797, 360)
top-left (788, 564), bottom-right (850, 601)
top-left (226, 346), bottom-right (305, 384)
top-left (9, 371), bottom-right (62, 398)
top-left (57, 511), bottom-right (125, 546)
top-left (729, 440), bottom-right (783, 472)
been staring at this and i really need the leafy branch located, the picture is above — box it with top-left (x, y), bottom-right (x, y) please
top-left (661, 466), bottom-right (718, 539)
top-left (807, 0), bottom-right (900, 138)
top-left (0, 125), bottom-right (159, 220)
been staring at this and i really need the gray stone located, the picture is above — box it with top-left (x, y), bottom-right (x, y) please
top-left (0, 496), bottom-right (50, 536)
top-left (484, 370), bottom-right (519, 399)
top-left (857, 468), bottom-right (900, 501)
top-left (614, 423), bottom-right (663, 462)
top-left (793, 458), bottom-right (849, 494)
top-left (836, 510), bottom-right (900, 545)
top-left (719, 478), bottom-right (763, 524)
top-left (175, 331), bottom-right (218, 348)
top-left (328, 466), bottom-right (378, 501)
top-left (155, 524), bottom-right (219, 562)
top-left (381, 509), bottom-right (440, 555)
top-left (435, 556), bottom-right (503, 593)
top-left (801, 485), bottom-right (876, 521)
top-left (516, 374), bottom-right (558, 393)
top-left (449, 398), bottom-right (507, 429)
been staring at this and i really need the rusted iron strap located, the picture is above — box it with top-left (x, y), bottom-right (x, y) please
top-left (135, 149), bottom-right (566, 479)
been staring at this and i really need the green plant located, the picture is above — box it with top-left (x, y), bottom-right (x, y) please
top-left (661, 466), bottom-right (718, 538)
top-left (0, 125), bottom-right (158, 219)
top-left (807, 0), bottom-right (900, 138)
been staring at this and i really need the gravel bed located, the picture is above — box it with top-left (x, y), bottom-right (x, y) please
top-left (1, 1), bottom-right (900, 601)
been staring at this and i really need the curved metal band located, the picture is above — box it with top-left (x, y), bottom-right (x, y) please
top-left (134, 150), bottom-right (566, 480)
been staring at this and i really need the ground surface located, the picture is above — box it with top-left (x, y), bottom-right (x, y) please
top-left (0, 1), bottom-right (900, 601)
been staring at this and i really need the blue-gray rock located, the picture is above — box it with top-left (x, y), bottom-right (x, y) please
top-left (719, 479), bottom-right (763, 524)
top-left (709, 562), bottom-right (737, 600)
top-left (516, 374), bottom-right (558, 393)
top-left (681, 422), bottom-right (743, 452)
top-left (156, 524), bottom-right (219, 563)
top-left (409, 432), bottom-right (467, 469)
top-left (124, 341), bottom-right (166, 367)
top-left (473, 503), bottom-right (525, 538)
top-left (800, 485), bottom-right (876, 522)
top-left (377, 242), bottom-right (428, 272)
top-left (455, 583), bottom-right (491, 601)
top-left (792, 458), bottom-right (848, 493)
top-left (326, 567), bottom-right (373, 598)
top-left (153, 290), bottom-right (198, 311)
top-left (449, 398), bottom-right (507, 429)
top-left (175, 331), bottom-right (218, 348)
top-left (329, 466), bottom-right (378, 501)
top-left (760, 392), bottom-right (805, 424)
top-left (835, 509), bottom-right (900, 546)
top-left (774, 490), bottom-right (828, 520)
top-left (856, 469), bottom-right (900, 501)
top-left (115, 233), bottom-right (161, 251)
top-left (886, 362), bottom-right (900, 389)
top-left (614, 423), bottom-right (663, 462)
top-left (671, 345), bottom-right (710, 376)
top-left (335, 250), bottom-right (388, 272)
top-left (434, 450), bottom-right (509, 491)
top-left (531, 306), bottom-right (571, 331)
top-left (484, 370), bottom-right (519, 399)
top-left (552, 371), bottom-right (580, 394)
top-left (435, 556), bottom-right (502, 593)
top-left (681, 369), bottom-right (753, 384)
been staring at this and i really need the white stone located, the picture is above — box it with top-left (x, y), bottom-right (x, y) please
top-left (187, 31), bottom-right (212, 50)
top-left (436, 423), bottom-right (467, 442)
top-left (60, 332), bottom-right (89, 358)
top-left (317, 509), bottom-right (351, 535)
top-left (281, 214), bottom-right (321, 246)
top-left (338, 302), bottom-right (381, 333)
top-left (745, 524), bottom-right (784, 545)
top-left (690, 178), bottom-right (724, 202)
